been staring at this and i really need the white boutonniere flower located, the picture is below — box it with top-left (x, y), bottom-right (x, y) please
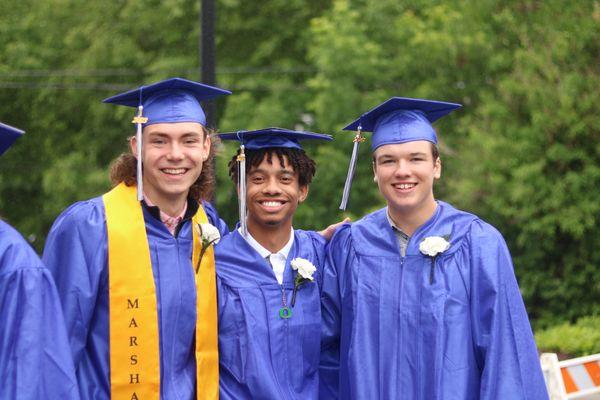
top-left (290, 257), bottom-right (317, 306)
top-left (419, 236), bottom-right (450, 284)
top-left (197, 223), bottom-right (221, 247)
top-left (419, 236), bottom-right (450, 257)
top-left (194, 223), bottom-right (221, 274)
top-left (291, 257), bottom-right (316, 281)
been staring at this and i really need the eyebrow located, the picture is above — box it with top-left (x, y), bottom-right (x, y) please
top-left (377, 152), bottom-right (428, 158)
top-left (249, 168), bottom-right (295, 175)
top-left (146, 131), bottom-right (202, 137)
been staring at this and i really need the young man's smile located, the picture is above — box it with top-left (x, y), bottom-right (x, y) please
top-left (391, 181), bottom-right (418, 193)
top-left (257, 198), bottom-right (288, 213)
top-left (161, 167), bottom-right (189, 176)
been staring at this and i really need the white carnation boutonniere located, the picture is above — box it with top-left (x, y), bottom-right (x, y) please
top-left (290, 257), bottom-right (317, 307)
top-left (419, 235), bottom-right (450, 284)
top-left (194, 223), bottom-right (221, 274)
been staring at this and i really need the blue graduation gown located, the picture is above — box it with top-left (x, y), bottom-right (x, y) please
top-left (0, 220), bottom-right (79, 400)
top-left (320, 201), bottom-right (548, 400)
top-left (42, 196), bottom-right (228, 400)
top-left (216, 229), bottom-right (326, 400)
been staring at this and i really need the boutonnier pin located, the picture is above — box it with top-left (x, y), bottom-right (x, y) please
top-left (195, 223), bottom-right (221, 274)
top-left (290, 258), bottom-right (316, 307)
top-left (419, 236), bottom-right (450, 284)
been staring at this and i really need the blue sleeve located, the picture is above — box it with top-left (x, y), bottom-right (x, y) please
top-left (319, 223), bottom-right (353, 400)
top-left (42, 200), bottom-right (107, 369)
top-left (469, 222), bottom-right (548, 400)
top-left (0, 223), bottom-right (80, 399)
top-left (300, 230), bottom-right (328, 285)
top-left (203, 201), bottom-right (230, 237)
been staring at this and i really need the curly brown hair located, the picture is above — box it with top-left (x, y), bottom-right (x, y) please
top-left (109, 129), bottom-right (220, 202)
top-left (227, 147), bottom-right (316, 187)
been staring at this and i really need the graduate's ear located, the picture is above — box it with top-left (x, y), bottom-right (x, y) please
top-left (372, 160), bottom-right (378, 182)
top-left (128, 136), bottom-right (137, 157)
top-left (298, 184), bottom-right (309, 203)
top-left (201, 131), bottom-right (211, 162)
top-left (434, 157), bottom-right (442, 180)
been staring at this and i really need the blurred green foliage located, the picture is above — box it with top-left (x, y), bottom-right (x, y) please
top-left (536, 316), bottom-right (600, 357)
top-left (0, 0), bottom-right (598, 328)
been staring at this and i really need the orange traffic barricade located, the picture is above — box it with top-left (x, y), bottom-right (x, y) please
top-left (541, 353), bottom-right (600, 399)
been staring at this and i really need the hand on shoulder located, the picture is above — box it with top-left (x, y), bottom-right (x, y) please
top-left (318, 217), bottom-right (351, 241)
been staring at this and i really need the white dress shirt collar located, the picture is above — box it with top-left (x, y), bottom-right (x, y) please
top-left (239, 227), bottom-right (294, 284)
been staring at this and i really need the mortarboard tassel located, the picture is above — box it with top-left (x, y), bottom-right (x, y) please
top-left (132, 105), bottom-right (147, 201)
top-left (237, 144), bottom-right (247, 236)
top-left (339, 125), bottom-right (365, 210)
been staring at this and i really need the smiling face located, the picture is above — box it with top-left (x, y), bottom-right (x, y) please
top-left (373, 140), bottom-right (441, 225)
top-left (130, 122), bottom-right (210, 207)
top-left (245, 153), bottom-right (308, 233)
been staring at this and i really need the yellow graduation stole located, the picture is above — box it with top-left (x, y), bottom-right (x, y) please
top-left (103, 183), bottom-right (219, 400)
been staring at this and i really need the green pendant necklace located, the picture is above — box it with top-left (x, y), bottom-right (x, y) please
top-left (279, 287), bottom-right (292, 319)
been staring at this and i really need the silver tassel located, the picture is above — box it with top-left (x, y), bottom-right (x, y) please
top-left (339, 126), bottom-right (364, 210)
top-left (133, 105), bottom-right (147, 201)
top-left (238, 145), bottom-right (247, 236)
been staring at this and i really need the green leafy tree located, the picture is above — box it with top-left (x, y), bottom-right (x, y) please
top-left (449, 1), bottom-right (600, 326)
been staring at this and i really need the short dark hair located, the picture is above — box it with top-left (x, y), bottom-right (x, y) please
top-left (430, 142), bottom-right (439, 162)
top-left (227, 147), bottom-right (316, 187)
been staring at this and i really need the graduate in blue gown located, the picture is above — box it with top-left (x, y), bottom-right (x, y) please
top-left (0, 122), bottom-right (79, 399)
top-left (42, 78), bottom-right (230, 400)
top-left (216, 128), bottom-right (333, 399)
top-left (320, 98), bottom-right (549, 399)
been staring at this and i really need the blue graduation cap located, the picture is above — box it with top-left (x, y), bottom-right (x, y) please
top-left (219, 127), bottom-right (332, 150)
top-left (339, 97), bottom-right (462, 210)
top-left (103, 77), bottom-right (231, 200)
top-left (219, 127), bottom-right (332, 236)
top-left (343, 97), bottom-right (462, 150)
top-left (0, 122), bottom-right (24, 157)
top-left (103, 77), bottom-right (231, 126)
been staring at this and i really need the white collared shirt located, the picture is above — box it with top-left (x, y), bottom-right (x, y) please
top-left (239, 227), bottom-right (294, 285)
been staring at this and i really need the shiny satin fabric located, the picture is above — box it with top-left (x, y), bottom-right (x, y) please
top-left (215, 229), bottom-right (326, 399)
top-left (320, 201), bottom-right (549, 400)
top-left (191, 207), bottom-right (220, 400)
top-left (42, 197), bottom-right (228, 400)
top-left (0, 220), bottom-right (80, 399)
top-left (104, 184), bottom-right (161, 399)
